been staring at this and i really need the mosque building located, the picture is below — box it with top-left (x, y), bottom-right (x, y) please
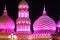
top-left (0, 0), bottom-right (60, 40)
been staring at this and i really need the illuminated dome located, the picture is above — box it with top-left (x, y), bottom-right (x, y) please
top-left (57, 20), bottom-right (60, 27)
top-left (33, 6), bottom-right (56, 34)
top-left (18, 0), bottom-right (29, 10)
top-left (0, 5), bottom-right (15, 32)
top-left (57, 16), bottom-right (60, 27)
top-left (57, 16), bottom-right (60, 32)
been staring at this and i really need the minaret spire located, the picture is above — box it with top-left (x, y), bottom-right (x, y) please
top-left (42, 5), bottom-right (46, 15)
top-left (3, 5), bottom-right (7, 16)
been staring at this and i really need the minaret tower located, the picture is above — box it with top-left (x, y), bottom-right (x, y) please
top-left (16, 0), bottom-right (31, 32)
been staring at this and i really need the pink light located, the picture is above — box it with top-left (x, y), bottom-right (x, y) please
top-left (25, 26), bottom-right (27, 31)
top-left (16, 24), bottom-right (31, 31)
top-left (18, 10), bottom-right (29, 18)
top-left (22, 21), bottom-right (25, 23)
top-left (18, 13), bottom-right (20, 18)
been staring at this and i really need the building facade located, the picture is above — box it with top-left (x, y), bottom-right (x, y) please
top-left (0, 0), bottom-right (60, 40)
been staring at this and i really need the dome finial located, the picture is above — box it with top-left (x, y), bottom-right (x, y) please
top-left (18, 0), bottom-right (29, 9)
top-left (43, 5), bottom-right (46, 15)
top-left (5, 5), bottom-right (6, 10)
top-left (44, 5), bottom-right (45, 11)
top-left (4, 5), bottom-right (6, 12)
top-left (3, 5), bottom-right (7, 16)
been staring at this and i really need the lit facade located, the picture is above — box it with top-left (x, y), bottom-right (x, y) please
top-left (0, 0), bottom-right (60, 40)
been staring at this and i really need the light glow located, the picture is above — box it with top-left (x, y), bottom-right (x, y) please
top-left (8, 33), bottom-right (17, 39)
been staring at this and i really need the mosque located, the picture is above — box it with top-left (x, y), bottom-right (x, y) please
top-left (0, 0), bottom-right (60, 40)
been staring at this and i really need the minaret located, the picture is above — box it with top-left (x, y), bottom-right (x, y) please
top-left (16, 0), bottom-right (31, 32)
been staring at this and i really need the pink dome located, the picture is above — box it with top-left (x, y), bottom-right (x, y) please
top-left (57, 16), bottom-right (60, 27)
top-left (57, 16), bottom-right (60, 32)
top-left (33, 6), bottom-right (56, 32)
top-left (57, 20), bottom-right (60, 27)
top-left (18, 0), bottom-right (29, 10)
top-left (0, 6), bottom-right (15, 32)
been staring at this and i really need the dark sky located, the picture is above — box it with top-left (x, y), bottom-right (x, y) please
top-left (0, 0), bottom-right (60, 31)
top-left (0, 0), bottom-right (60, 22)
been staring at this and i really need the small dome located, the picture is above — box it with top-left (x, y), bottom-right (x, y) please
top-left (57, 20), bottom-right (60, 28)
top-left (18, 0), bottom-right (29, 10)
top-left (57, 16), bottom-right (60, 32)
top-left (0, 6), bottom-right (15, 31)
top-left (57, 21), bottom-right (60, 32)
top-left (33, 6), bottom-right (56, 32)
top-left (57, 16), bottom-right (60, 27)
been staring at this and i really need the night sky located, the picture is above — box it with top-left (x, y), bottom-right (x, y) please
top-left (0, 0), bottom-right (60, 31)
